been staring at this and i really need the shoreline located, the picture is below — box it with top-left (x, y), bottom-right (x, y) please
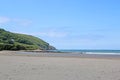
top-left (0, 51), bottom-right (120, 60)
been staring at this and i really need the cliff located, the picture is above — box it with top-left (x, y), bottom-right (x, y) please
top-left (0, 28), bottom-right (56, 50)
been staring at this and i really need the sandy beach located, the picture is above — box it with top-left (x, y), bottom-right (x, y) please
top-left (0, 51), bottom-right (120, 80)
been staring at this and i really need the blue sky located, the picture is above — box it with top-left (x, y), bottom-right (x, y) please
top-left (0, 0), bottom-right (120, 49)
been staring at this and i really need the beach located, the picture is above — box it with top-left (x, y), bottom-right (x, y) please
top-left (0, 51), bottom-right (120, 80)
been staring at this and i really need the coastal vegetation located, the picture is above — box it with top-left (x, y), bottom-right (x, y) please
top-left (0, 28), bottom-right (56, 50)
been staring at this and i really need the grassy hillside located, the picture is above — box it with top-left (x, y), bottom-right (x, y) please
top-left (0, 28), bottom-right (56, 50)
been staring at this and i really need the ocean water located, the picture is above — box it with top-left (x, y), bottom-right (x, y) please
top-left (17, 50), bottom-right (120, 58)
top-left (52, 50), bottom-right (120, 54)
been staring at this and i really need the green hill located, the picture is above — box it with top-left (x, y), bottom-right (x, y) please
top-left (0, 28), bottom-right (56, 50)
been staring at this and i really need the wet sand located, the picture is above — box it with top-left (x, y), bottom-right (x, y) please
top-left (0, 51), bottom-right (120, 80)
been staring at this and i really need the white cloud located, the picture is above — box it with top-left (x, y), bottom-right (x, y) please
top-left (0, 17), bottom-right (10, 24)
top-left (38, 31), bottom-right (68, 38)
top-left (0, 16), bottom-right (32, 27)
top-left (15, 30), bottom-right (68, 38)
top-left (13, 19), bottom-right (32, 27)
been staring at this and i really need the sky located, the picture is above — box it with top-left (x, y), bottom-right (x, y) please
top-left (0, 0), bottom-right (120, 49)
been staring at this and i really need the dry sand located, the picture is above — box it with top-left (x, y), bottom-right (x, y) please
top-left (0, 51), bottom-right (120, 80)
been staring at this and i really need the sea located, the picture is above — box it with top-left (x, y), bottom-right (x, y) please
top-left (17, 49), bottom-right (120, 58)
top-left (51, 49), bottom-right (120, 55)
